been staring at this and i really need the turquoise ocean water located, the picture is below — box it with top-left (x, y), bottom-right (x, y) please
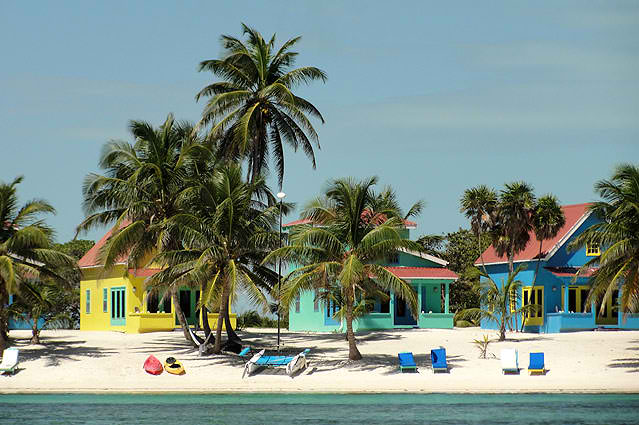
top-left (1, 393), bottom-right (638, 424)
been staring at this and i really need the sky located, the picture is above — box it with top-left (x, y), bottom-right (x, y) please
top-left (1, 1), bottom-right (637, 244)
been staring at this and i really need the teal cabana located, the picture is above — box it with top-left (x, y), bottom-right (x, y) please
top-left (285, 218), bottom-right (458, 332)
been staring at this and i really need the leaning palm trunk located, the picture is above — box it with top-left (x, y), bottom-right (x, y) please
top-left (0, 288), bottom-right (8, 354)
top-left (345, 296), bottom-right (362, 361)
top-left (223, 300), bottom-right (241, 343)
top-left (171, 289), bottom-right (196, 347)
top-left (213, 282), bottom-right (231, 353)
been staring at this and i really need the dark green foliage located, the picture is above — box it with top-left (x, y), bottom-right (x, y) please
top-left (236, 310), bottom-right (286, 329)
top-left (54, 240), bottom-right (95, 261)
top-left (417, 228), bottom-right (491, 315)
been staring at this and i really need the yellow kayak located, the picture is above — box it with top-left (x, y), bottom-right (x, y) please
top-left (164, 357), bottom-right (185, 375)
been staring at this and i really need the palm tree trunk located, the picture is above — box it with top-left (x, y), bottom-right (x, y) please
top-left (171, 288), bottom-right (196, 348)
top-left (345, 297), bottom-right (362, 361)
top-left (508, 248), bottom-right (517, 331)
top-left (478, 229), bottom-right (489, 275)
top-left (200, 282), bottom-right (211, 339)
top-left (0, 287), bottom-right (8, 355)
top-left (520, 240), bottom-right (545, 332)
top-left (30, 316), bottom-right (40, 344)
top-left (213, 282), bottom-right (231, 354)
top-left (223, 299), bottom-right (241, 343)
top-left (532, 240), bottom-right (543, 287)
top-left (499, 321), bottom-right (506, 341)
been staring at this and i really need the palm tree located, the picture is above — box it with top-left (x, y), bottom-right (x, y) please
top-left (531, 195), bottom-right (566, 286)
top-left (7, 280), bottom-right (73, 344)
top-left (147, 164), bottom-right (281, 353)
top-left (570, 163), bottom-right (639, 315)
top-left (196, 23), bottom-right (327, 186)
top-left (0, 177), bottom-right (77, 353)
top-left (460, 185), bottom-right (498, 273)
top-left (77, 114), bottom-right (211, 345)
top-left (493, 182), bottom-right (536, 274)
top-left (265, 177), bottom-right (422, 360)
top-left (459, 266), bottom-right (537, 341)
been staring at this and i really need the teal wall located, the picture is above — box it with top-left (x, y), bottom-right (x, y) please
top-left (289, 277), bottom-right (454, 332)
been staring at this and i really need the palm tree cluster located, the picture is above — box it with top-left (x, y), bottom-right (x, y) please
top-left (0, 177), bottom-right (78, 353)
top-left (265, 177), bottom-right (425, 360)
top-left (460, 183), bottom-right (565, 279)
top-left (459, 182), bottom-right (565, 337)
top-left (570, 163), bottom-right (639, 316)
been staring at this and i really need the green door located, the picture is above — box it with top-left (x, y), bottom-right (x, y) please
top-left (110, 287), bottom-right (126, 326)
top-left (175, 289), bottom-right (196, 326)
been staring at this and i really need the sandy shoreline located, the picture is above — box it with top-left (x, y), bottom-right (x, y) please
top-left (2, 327), bottom-right (639, 394)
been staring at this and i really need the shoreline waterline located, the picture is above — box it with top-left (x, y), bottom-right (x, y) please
top-left (3, 389), bottom-right (639, 395)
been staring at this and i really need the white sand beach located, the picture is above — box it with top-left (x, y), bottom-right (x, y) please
top-left (2, 327), bottom-right (638, 394)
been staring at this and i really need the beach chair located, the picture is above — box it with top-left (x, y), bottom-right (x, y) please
top-left (398, 352), bottom-right (417, 373)
top-left (243, 348), bottom-right (310, 378)
top-left (430, 348), bottom-right (448, 373)
top-left (501, 348), bottom-right (519, 374)
top-left (0, 348), bottom-right (19, 375)
top-left (238, 347), bottom-right (251, 357)
top-left (528, 352), bottom-right (546, 375)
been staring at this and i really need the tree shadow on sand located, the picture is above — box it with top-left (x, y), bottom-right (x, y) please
top-left (607, 358), bottom-right (639, 373)
top-left (9, 339), bottom-right (116, 367)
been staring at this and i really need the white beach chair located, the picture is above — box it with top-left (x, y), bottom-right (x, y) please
top-left (0, 347), bottom-right (19, 375)
top-left (500, 348), bottom-right (519, 374)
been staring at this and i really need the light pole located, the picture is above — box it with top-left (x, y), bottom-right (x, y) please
top-left (276, 191), bottom-right (286, 352)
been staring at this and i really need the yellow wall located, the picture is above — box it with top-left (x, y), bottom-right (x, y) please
top-left (80, 266), bottom-right (237, 333)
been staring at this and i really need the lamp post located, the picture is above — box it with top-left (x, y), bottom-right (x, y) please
top-left (276, 191), bottom-right (286, 352)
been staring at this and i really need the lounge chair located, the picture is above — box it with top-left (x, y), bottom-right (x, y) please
top-left (430, 348), bottom-right (448, 373)
top-left (243, 348), bottom-right (310, 378)
top-left (528, 352), bottom-right (546, 375)
top-left (0, 348), bottom-right (19, 375)
top-left (398, 352), bottom-right (417, 373)
top-left (501, 348), bottom-right (519, 374)
top-left (238, 347), bottom-right (251, 357)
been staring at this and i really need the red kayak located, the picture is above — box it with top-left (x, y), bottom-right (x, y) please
top-left (144, 355), bottom-right (163, 375)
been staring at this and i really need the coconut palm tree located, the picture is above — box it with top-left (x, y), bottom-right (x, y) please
top-left (0, 176), bottom-right (77, 353)
top-left (147, 164), bottom-right (281, 353)
top-left (265, 177), bottom-right (422, 360)
top-left (492, 182), bottom-right (536, 274)
top-left (458, 266), bottom-right (537, 341)
top-left (7, 279), bottom-right (73, 344)
top-left (196, 23), bottom-right (327, 186)
top-left (531, 195), bottom-right (566, 286)
top-left (76, 114), bottom-right (212, 345)
top-left (570, 163), bottom-right (639, 315)
top-left (460, 185), bottom-right (498, 273)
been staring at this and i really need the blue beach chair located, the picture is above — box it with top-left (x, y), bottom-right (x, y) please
top-left (398, 352), bottom-right (417, 373)
top-left (528, 352), bottom-right (546, 375)
top-left (430, 348), bottom-right (448, 373)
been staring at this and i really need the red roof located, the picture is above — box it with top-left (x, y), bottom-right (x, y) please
top-left (384, 266), bottom-right (458, 279)
top-left (128, 268), bottom-right (162, 277)
top-left (476, 203), bottom-right (592, 265)
top-left (546, 267), bottom-right (597, 278)
top-left (78, 221), bottom-right (131, 268)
